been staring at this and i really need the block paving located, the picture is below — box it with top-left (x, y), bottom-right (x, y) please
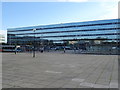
top-left (2, 52), bottom-right (118, 89)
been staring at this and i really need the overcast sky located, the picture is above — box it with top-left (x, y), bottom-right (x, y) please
top-left (2, 0), bottom-right (118, 30)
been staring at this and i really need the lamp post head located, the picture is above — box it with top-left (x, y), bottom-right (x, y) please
top-left (33, 28), bottom-right (36, 32)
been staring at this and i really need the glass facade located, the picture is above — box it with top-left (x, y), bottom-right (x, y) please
top-left (7, 19), bottom-right (120, 54)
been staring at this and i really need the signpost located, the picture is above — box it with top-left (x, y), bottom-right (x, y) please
top-left (33, 29), bottom-right (36, 57)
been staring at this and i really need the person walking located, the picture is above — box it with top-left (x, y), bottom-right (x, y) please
top-left (15, 46), bottom-right (17, 54)
top-left (64, 47), bottom-right (66, 53)
top-left (41, 47), bottom-right (44, 53)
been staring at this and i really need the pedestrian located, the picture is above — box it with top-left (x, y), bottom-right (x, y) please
top-left (15, 47), bottom-right (17, 54)
top-left (41, 47), bottom-right (44, 53)
top-left (64, 47), bottom-right (65, 53)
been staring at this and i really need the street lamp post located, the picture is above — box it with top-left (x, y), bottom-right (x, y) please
top-left (33, 28), bottom-right (36, 58)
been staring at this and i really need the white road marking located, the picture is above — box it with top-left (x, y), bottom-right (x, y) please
top-left (45, 70), bottom-right (62, 74)
top-left (80, 82), bottom-right (94, 87)
top-left (72, 78), bottom-right (84, 82)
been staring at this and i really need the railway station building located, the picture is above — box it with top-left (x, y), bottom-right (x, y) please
top-left (7, 19), bottom-right (120, 54)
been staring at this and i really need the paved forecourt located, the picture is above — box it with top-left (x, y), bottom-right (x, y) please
top-left (2, 52), bottom-right (118, 89)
